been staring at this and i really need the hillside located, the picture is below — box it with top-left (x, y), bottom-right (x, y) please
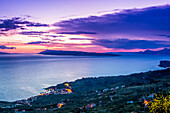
top-left (0, 69), bottom-right (170, 113)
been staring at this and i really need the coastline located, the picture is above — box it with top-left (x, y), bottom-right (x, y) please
top-left (1, 68), bottom-right (170, 112)
top-left (1, 53), bottom-right (170, 102)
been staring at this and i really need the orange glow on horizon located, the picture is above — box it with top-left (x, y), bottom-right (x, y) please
top-left (0, 44), bottom-right (165, 53)
top-left (1, 30), bottom-right (166, 54)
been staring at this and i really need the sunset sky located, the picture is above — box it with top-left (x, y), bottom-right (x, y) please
top-left (0, 0), bottom-right (170, 53)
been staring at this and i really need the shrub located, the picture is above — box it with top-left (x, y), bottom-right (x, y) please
top-left (149, 93), bottom-right (170, 113)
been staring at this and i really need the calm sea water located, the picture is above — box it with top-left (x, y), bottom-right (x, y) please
top-left (0, 54), bottom-right (170, 101)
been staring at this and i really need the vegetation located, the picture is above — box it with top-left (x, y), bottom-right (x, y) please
top-left (149, 93), bottom-right (170, 113)
top-left (0, 68), bottom-right (170, 113)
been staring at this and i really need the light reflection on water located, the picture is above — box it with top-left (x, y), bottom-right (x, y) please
top-left (0, 54), bottom-right (170, 101)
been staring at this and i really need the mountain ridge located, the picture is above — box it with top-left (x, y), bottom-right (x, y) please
top-left (39, 50), bottom-right (119, 56)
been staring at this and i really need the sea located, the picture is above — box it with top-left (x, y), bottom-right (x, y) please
top-left (0, 53), bottom-right (170, 101)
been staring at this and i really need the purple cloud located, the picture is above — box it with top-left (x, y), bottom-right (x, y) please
top-left (93, 39), bottom-right (170, 49)
top-left (40, 37), bottom-right (63, 42)
top-left (26, 23), bottom-right (49, 27)
top-left (44, 35), bottom-right (65, 38)
top-left (20, 31), bottom-right (47, 36)
top-left (54, 5), bottom-right (170, 40)
top-left (58, 31), bottom-right (97, 35)
top-left (69, 38), bottom-right (94, 40)
top-left (0, 45), bottom-right (16, 49)
top-left (27, 41), bottom-right (49, 44)
top-left (0, 17), bottom-right (24, 31)
top-left (0, 32), bottom-right (6, 36)
top-left (0, 17), bottom-right (49, 31)
top-left (159, 34), bottom-right (170, 38)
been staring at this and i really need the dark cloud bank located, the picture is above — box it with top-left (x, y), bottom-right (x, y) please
top-left (58, 31), bottom-right (97, 35)
top-left (20, 31), bottom-right (47, 36)
top-left (0, 17), bottom-right (49, 31)
top-left (27, 41), bottom-right (49, 44)
top-left (1, 5), bottom-right (170, 50)
top-left (55, 5), bottom-right (170, 38)
top-left (93, 39), bottom-right (170, 49)
top-left (54, 5), bottom-right (170, 50)
top-left (0, 45), bottom-right (16, 49)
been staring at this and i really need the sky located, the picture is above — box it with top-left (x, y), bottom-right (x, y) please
top-left (0, 0), bottom-right (170, 53)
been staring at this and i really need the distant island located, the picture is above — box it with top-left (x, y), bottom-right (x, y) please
top-left (139, 48), bottom-right (170, 55)
top-left (39, 50), bottom-right (119, 56)
top-left (109, 48), bottom-right (170, 56)
top-left (0, 52), bottom-right (9, 54)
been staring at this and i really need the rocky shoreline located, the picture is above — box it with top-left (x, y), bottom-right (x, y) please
top-left (158, 60), bottom-right (170, 68)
